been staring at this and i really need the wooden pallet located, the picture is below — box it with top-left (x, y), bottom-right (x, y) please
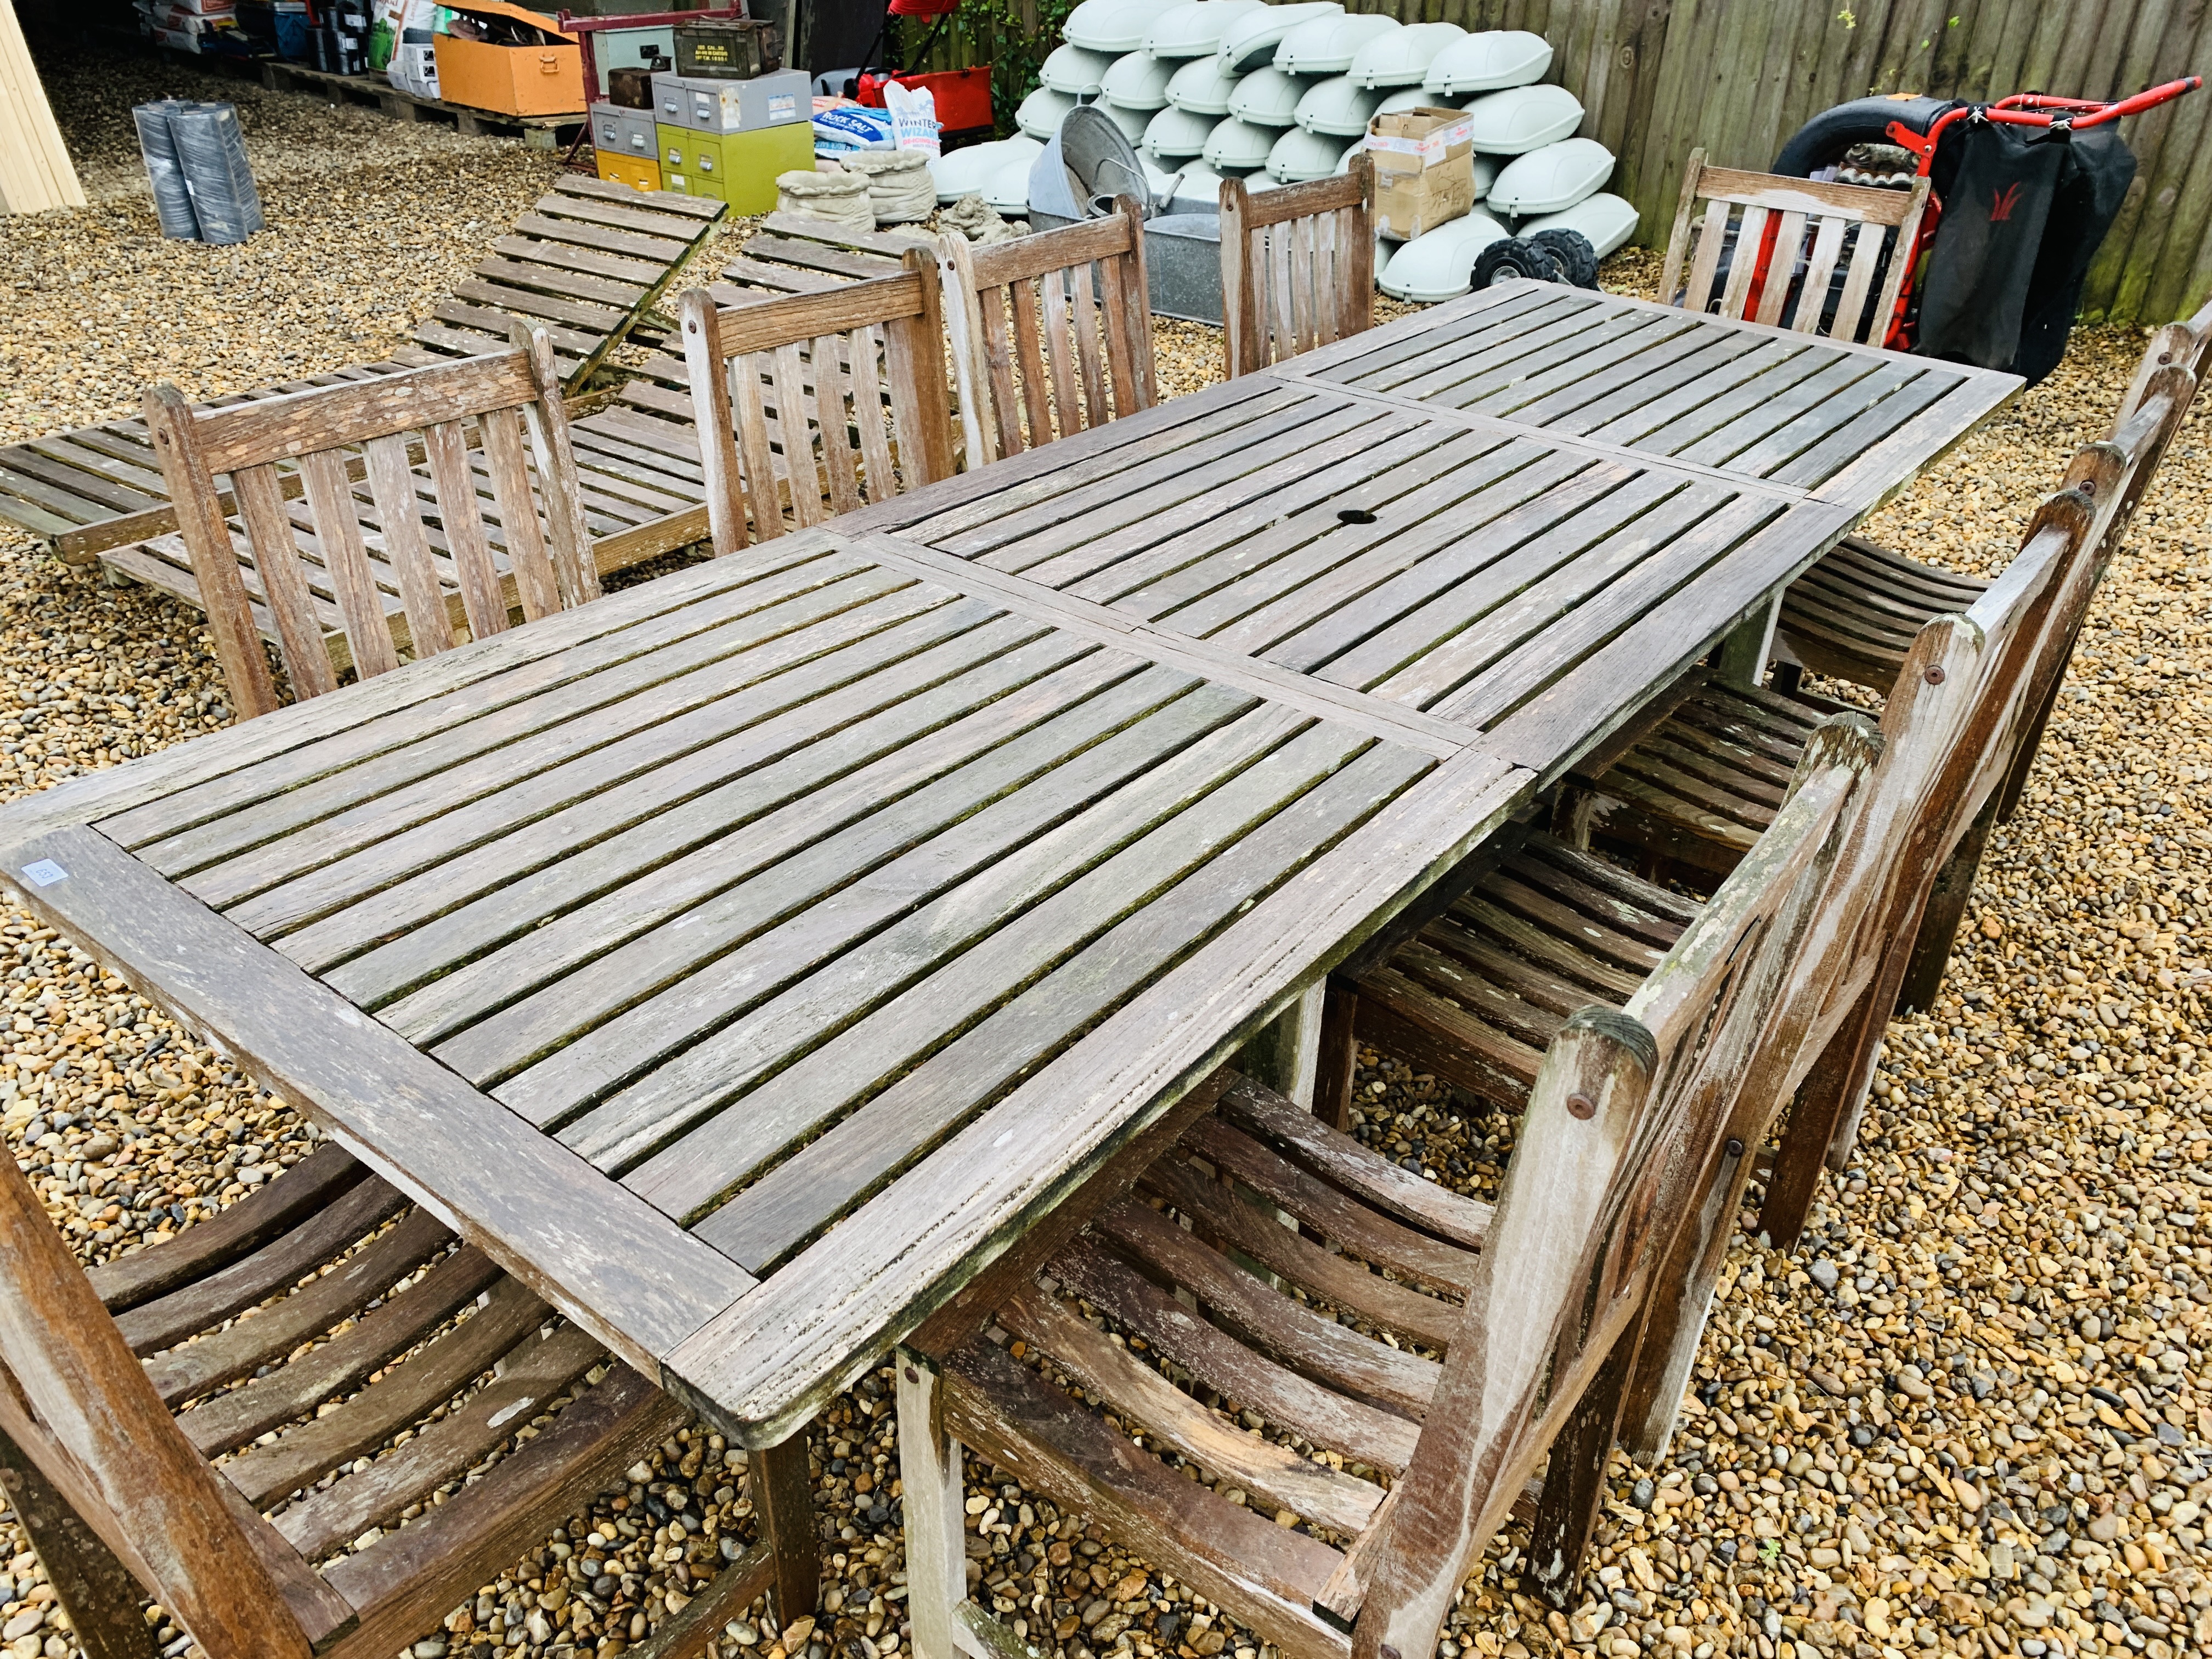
top-left (258, 59), bottom-right (583, 148)
top-left (0, 176), bottom-right (723, 558)
top-left (628, 213), bottom-right (938, 352)
top-left (393, 173), bottom-right (725, 391)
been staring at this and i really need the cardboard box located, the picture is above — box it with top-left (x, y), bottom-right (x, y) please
top-left (590, 102), bottom-right (657, 157)
top-left (1366, 106), bottom-right (1475, 240)
top-left (595, 151), bottom-right (662, 193)
top-left (651, 69), bottom-right (806, 134)
top-left (433, 0), bottom-right (585, 117)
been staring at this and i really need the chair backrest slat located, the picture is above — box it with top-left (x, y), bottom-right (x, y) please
top-left (514, 325), bottom-right (600, 613)
top-left (144, 325), bottom-right (598, 721)
top-left (292, 447), bottom-right (398, 682)
top-left (230, 460), bottom-right (335, 700)
top-left (680, 258), bottom-right (957, 554)
top-left (420, 418), bottom-right (505, 644)
top-left (1220, 156), bottom-right (1375, 377)
top-left (941, 199), bottom-right (1156, 462)
top-left (1796, 215), bottom-right (1848, 333)
top-left (1007, 275), bottom-right (1054, 440)
top-left (364, 429), bottom-right (451, 663)
top-left (476, 403), bottom-right (564, 624)
top-left (1661, 147), bottom-right (1931, 345)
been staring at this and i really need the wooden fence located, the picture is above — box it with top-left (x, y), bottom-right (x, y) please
top-left (910, 0), bottom-right (2212, 324)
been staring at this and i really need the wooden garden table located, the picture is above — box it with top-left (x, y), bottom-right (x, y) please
top-left (0, 284), bottom-right (2015, 1500)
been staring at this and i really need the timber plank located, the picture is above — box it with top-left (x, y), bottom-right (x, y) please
top-left (491, 685), bottom-right (1289, 1139)
top-left (311, 631), bottom-right (1119, 1003)
top-left (180, 573), bottom-right (947, 910)
top-left (92, 541), bottom-right (866, 850)
top-left (385, 661), bottom-right (1216, 1058)
top-left (664, 743), bottom-right (1527, 1446)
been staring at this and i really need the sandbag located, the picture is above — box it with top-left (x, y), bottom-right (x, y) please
top-left (840, 146), bottom-right (935, 223)
top-left (776, 165), bottom-right (874, 231)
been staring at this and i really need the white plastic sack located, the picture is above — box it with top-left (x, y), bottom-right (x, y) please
top-left (883, 78), bottom-right (942, 157)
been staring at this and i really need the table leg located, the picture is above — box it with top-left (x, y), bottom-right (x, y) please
top-left (1233, 982), bottom-right (1325, 1109)
top-left (1311, 981), bottom-right (1359, 1132)
top-left (894, 1352), bottom-right (969, 1659)
top-left (751, 1432), bottom-right (819, 1629)
top-left (1712, 591), bottom-right (1784, 688)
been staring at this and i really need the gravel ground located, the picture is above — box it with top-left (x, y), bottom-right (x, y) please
top-left (4, 48), bottom-right (2211, 1659)
top-left (0, 40), bottom-right (562, 444)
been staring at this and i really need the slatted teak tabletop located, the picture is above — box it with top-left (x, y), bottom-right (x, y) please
top-left (0, 530), bottom-right (1531, 1448)
top-left (844, 370), bottom-right (1861, 776)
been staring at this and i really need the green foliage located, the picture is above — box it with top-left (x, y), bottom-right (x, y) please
top-left (892, 0), bottom-right (1079, 135)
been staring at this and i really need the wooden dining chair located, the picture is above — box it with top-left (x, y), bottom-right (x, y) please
top-left (1659, 146), bottom-right (1929, 346)
top-left (1338, 465), bottom-right (2126, 1472)
top-left (1537, 466), bottom-right (2145, 1473)
top-left (892, 730), bottom-right (1874, 1659)
top-left (0, 1141), bottom-right (794, 1659)
top-left (1218, 156), bottom-right (1376, 379)
top-left (1776, 298), bottom-right (2212, 694)
top-left (1571, 360), bottom-right (2192, 924)
top-left (677, 260), bottom-right (958, 554)
top-left (937, 198), bottom-right (1156, 465)
top-left (143, 323), bottom-right (601, 724)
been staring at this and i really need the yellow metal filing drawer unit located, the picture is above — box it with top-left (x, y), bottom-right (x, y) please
top-left (656, 121), bottom-right (812, 212)
top-left (594, 152), bottom-right (662, 193)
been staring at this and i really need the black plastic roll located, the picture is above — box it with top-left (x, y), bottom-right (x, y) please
top-left (132, 100), bottom-right (201, 241)
top-left (167, 101), bottom-right (266, 245)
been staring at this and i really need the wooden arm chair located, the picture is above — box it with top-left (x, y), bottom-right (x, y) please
top-left (1660, 146), bottom-right (1929, 346)
top-left (1776, 294), bottom-right (2212, 695)
top-left (1337, 464), bottom-right (2123, 1474)
top-left (678, 260), bottom-right (958, 554)
top-left (1219, 156), bottom-right (1376, 379)
top-left (938, 199), bottom-right (1156, 465)
top-left (0, 1141), bottom-right (798, 1659)
top-left (1573, 360), bottom-right (2193, 973)
top-left (892, 728), bottom-right (1875, 1659)
top-left (144, 325), bottom-right (601, 724)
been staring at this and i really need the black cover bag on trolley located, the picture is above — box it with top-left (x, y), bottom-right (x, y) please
top-left (1914, 119), bottom-right (2134, 387)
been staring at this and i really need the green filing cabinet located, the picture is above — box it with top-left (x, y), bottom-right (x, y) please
top-left (685, 121), bottom-right (814, 213)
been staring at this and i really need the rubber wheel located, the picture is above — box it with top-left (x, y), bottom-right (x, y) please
top-left (1472, 236), bottom-right (1564, 290)
top-left (1527, 227), bottom-right (1600, 289)
top-left (1771, 94), bottom-right (1957, 176)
